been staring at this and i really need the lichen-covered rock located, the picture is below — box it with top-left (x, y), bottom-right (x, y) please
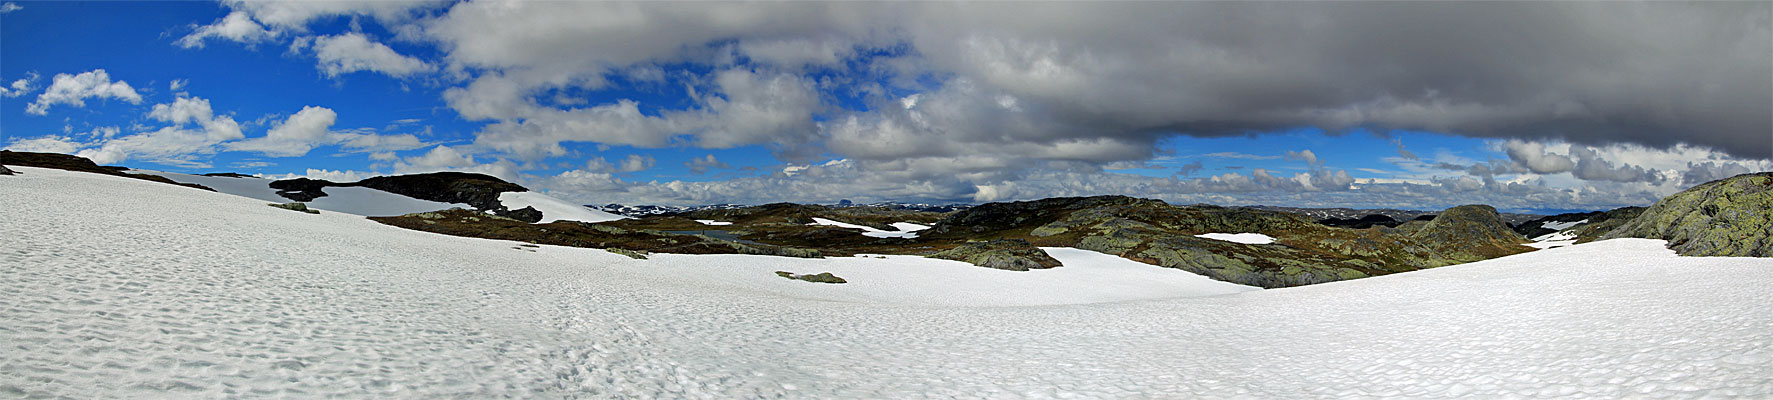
top-left (1409, 204), bottom-right (1530, 262)
top-left (1602, 172), bottom-right (1773, 257)
top-left (930, 239), bottom-right (1062, 271)
top-left (775, 271), bottom-right (846, 284)
top-left (268, 202), bottom-right (319, 214)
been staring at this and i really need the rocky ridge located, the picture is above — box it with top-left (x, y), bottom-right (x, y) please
top-left (1602, 172), bottom-right (1773, 257)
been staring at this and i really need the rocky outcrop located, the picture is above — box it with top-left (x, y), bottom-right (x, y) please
top-left (925, 196), bottom-right (1160, 237)
top-left (1514, 210), bottom-right (1606, 238)
top-left (355, 172), bottom-right (527, 212)
top-left (371, 208), bottom-right (823, 258)
top-left (1317, 214), bottom-right (1402, 229)
top-left (1408, 205), bottom-right (1530, 262)
top-left (0, 151), bottom-right (214, 191)
top-left (931, 239), bottom-right (1062, 271)
top-left (1602, 172), bottom-right (1773, 257)
top-left (268, 178), bottom-right (332, 202)
top-left (0, 164), bottom-right (14, 175)
top-left (267, 172), bottom-right (540, 222)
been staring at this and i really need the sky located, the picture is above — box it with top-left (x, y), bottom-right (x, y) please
top-left (1, 1), bottom-right (1769, 213)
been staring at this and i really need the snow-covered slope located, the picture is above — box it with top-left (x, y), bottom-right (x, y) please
top-left (135, 170), bottom-right (467, 217)
top-left (498, 191), bottom-right (625, 223)
top-left (138, 170), bottom-right (623, 222)
top-left (5, 165), bottom-right (1772, 398)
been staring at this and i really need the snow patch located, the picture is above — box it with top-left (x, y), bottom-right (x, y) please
top-left (808, 217), bottom-right (928, 238)
top-left (1525, 231), bottom-right (1579, 249)
top-left (1194, 232), bottom-right (1276, 244)
top-left (695, 219), bottom-right (733, 226)
top-left (1542, 219), bottom-right (1589, 231)
top-left (498, 191), bottom-right (625, 223)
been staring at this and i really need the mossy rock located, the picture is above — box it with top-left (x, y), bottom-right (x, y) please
top-left (776, 271), bottom-right (846, 284)
top-left (608, 248), bottom-right (649, 260)
top-left (1603, 172), bottom-right (1773, 257)
top-left (268, 202), bottom-right (319, 214)
top-left (930, 239), bottom-right (1062, 271)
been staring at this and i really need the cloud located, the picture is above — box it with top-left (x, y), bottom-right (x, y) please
top-left (1284, 149), bottom-right (1320, 166)
top-left (0, 2), bottom-right (21, 14)
top-left (226, 106), bottom-right (426, 157)
top-left (67, 96), bottom-right (244, 166)
top-left (1200, 152), bottom-right (1281, 160)
top-left (177, 11), bottom-right (274, 48)
top-left (170, 79), bottom-right (187, 91)
top-left (0, 72), bottom-right (39, 98)
top-left (1568, 146), bottom-right (1660, 183)
top-left (217, 0), bottom-right (444, 30)
top-left (684, 154), bottom-right (730, 174)
top-left (26, 69), bottom-right (142, 115)
top-left (1391, 138), bottom-right (1418, 160)
top-left (1503, 140), bottom-right (1575, 174)
top-left (302, 33), bottom-right (434, 78)
top-left (3, 136), bottom-right (83, 153)
top-left (392, 145), bottom-right (520, 181)
top-left (585, 154), bottom-right (655, 173)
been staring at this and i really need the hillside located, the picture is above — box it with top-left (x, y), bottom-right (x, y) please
top-left (4, 165), bottom-right (1769, 398)
top-left (1603, 172), bottom-right (1773, 256)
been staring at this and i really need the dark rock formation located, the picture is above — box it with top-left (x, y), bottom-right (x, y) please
top-left (0, 164), bottom-right (14, 175)
top-left (267, 172), bottom-right (536, 220)
top-left (925, 195), bottom-right (1159, 237)
top-left (0, 151), bottom-right (214, 191)
top-left (355, 172), bottom-right (527, 211)
top-left (1317, 214), bottom-right (1401, 229)
top-left (504, 206), bottom-right (544, 223)
top-left (268, 178), bottom-right (333, 202)
top-left (1602, 172), bottom-right (1773, 257)
top-left (202, 172), bottom-right (258, 178)
top-left (371, 208), bottom-right (823, 259)
top-left (931, 239), bottom-right (1062, 271)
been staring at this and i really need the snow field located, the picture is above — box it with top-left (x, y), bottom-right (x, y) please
top-left (498, 191), bottom-right (626, 223)
top-left (694, 220), bottom-right (733, 226)
top-left (1542, 219), bottom-right (1589, 231)
top-left (5, 166), bottom-right (1772, 398)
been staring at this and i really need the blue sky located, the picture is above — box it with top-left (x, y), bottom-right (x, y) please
top-left (3, 1), bottom-right (1768, 212)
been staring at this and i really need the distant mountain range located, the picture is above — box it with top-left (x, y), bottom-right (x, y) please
top-left (591, 201), bottom-right (974, 217)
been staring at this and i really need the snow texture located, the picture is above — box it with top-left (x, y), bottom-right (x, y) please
top-left (694, 219), bottom-right (733, 226)
top-left (808, 217), bottom-right (929, 238)
top-left (1543, 219), bottom-right (1590, 231)
top-left (1194, 232), bottom-right (1277, 244)
top-left (5, 166), bottom-right (1773, 398)
top-left (498, 191), bottom-right (626, 223)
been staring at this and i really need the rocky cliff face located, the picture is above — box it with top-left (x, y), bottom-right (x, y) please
top-left (1602, 172), bottom-right (1773, 257)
